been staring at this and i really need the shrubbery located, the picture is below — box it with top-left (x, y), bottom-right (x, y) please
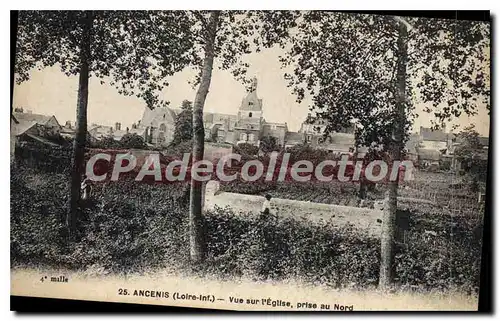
top-left (11, 167), bottom-right (482, 293)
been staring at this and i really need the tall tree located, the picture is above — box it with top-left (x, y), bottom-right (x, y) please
top-left (120, 133), bottom-right (147, 149)
top-left (262, 11), bottom-right (489, 288)
top-left (260, 135), bottom-right (279, 153)
top-left (187, 11), bottom-right (220, 262)
top-left (15, 11), bottom-right (194, 237)
top-left (142, 11), bottom-right (295, 263)
top-left (454, 124), bottom-right (488, 182)
top-left (171, 100), bottom-right (193, 146)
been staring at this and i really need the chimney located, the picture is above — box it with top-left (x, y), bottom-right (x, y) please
top-left (115, 122), bottom-right (121, 131)
top-left (126, 127), bottom-right (129, 134)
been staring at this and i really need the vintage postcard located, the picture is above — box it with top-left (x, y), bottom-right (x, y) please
top-left (10, 10), bottom-right (490, 311)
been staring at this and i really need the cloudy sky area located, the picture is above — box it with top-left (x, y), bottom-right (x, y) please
top-left (13, 45), bottom-right (490, 136)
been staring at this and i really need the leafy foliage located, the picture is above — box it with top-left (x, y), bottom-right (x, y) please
top-left (453, 124), bottom-right (489, 182)
top-left (91, 135), bottom-right (120, 149)
top-left (171, 100), bottom-right (193, 146)
top-left (119, 133), bottom-right (147, 149)
top-left (259, 135), bottom-right (280, 153)
top-left (256, 12), bottom-right (490, 150)
top-left (233, 143), bottom-right (259, 158)
top-left (15, 11), bottom-right (196, 108)
top-left (454, 125), bottom-right (484, 159)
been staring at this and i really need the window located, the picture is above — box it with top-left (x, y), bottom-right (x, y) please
top-left (157, 132), bottom-right (165, 145)
top-left (248, 101), bottom-right (254, 106)
top-left (306, 135), bottom-right (312, 143)
top-left (249, 112), bottom-right (252, 117)
top-left (159, 123), bottom-right (167, 132)
top-left (248, 133), bottom-right (255, 142)
top-left (240, 133), bottom-right (247, 141)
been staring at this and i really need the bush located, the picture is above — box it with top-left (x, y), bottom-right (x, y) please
top-left (234, 143), bottom-right (259, 158)
top-left (203, 207), bottom-right (380, 287)
top-left (119, 133), bottom-right (147, 149)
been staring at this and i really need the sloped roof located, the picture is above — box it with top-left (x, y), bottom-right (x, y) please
top-left (129, 127), bottom-right (146, 136)
top-left (418, 148), bottom-right (441, 161)
top-left (11, 119), bottom-right (37, 136)
top-left (112, 130), bottom-right (128, 141)
top-left (240, 82), bottom-right (263, 112)
top-left (203, 112), bottom-right (238, 123)
top-left (140, 107), bottom-right (177, 127)
top-left (264, 122), bottom-right (287, 127)
top-left (285, 132), bottom-right (304, 145)
top-left (420, 127), bottom-right (449, 142)
top-left (14, 112), bottom-right (52, 126)
top-left (88, 125), bottom-right (113, 138)
top-left (24, 133), bottom-right (60, 147)
top-left (61, 126), bottom-right (75, 134)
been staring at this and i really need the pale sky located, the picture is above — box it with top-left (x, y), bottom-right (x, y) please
top-left (12, 46), bottom-right (490, 136)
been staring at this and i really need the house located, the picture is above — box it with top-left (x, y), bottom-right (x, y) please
top-left (418, 126), bottom-right (449, 153)
top-left (404, 133), bottom-right (420, 163)
top-left (60, 121), bottom-right (76, 139)
top-left (203, 112), bottom-right (238, 143)
top-left (284, 132), bottom-right (305, 149)
top-left (11, 113), bottom-right (43, 160)
top-left (13, 110), bottom-right (62, 138)
top-left (417, 148), bottom-right (442, 171)
top-left (298, 117), bottom-right (356, 155)
top-left (11, 112), bottom-right (66, 161)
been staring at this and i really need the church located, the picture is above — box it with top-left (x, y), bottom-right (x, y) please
top-left (124, 76), bottom-right (356, 154)
top-left (135, 77), bottom-right (290, 149)
top-left (205, 77), bottom-right (288, 147)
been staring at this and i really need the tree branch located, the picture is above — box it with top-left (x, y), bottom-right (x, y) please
top-left (192, 11), bottom-right (207, 29)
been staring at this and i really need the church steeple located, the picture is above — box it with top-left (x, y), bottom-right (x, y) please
top-left (240, 76), bottom-right (262, 112)
top-left (250, 77), bottom-right (258, 92)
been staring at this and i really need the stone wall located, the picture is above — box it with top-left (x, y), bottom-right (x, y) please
top-left (203, 180), bottom-right (383, 237)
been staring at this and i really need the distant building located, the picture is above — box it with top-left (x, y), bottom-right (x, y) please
top-left (212, 77), bottom-right (290, 147)
top-left (298, 115), bottom-right (356, 155)
top-left (136, 77), bottom-right (296, 149)
top-left (418, 126), bottom-right (449, 153)
top-left (203, 112), bottom-right (238, 143)
top-left (13, 110), bottom-right (61, 137)
top-left (11, 109), bottom-right (63, 159)
top-left (284, 132), bottom-right (305, 149)
top-left (60, 120), bottom-right (76, 139)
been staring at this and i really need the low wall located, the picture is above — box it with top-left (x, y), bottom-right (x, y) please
top-left (203, 181), bottom-right (383, 237)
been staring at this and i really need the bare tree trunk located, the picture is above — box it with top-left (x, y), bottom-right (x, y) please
top-left (189, 11), bottom-right (220, 263)
top-left (379, 19), bottom-right (407, 289)
top-left (68, 11), bottom-right (93, 239)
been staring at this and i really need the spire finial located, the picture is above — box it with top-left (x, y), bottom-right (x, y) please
top-left (250, 77), bottom-right (258, 92)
